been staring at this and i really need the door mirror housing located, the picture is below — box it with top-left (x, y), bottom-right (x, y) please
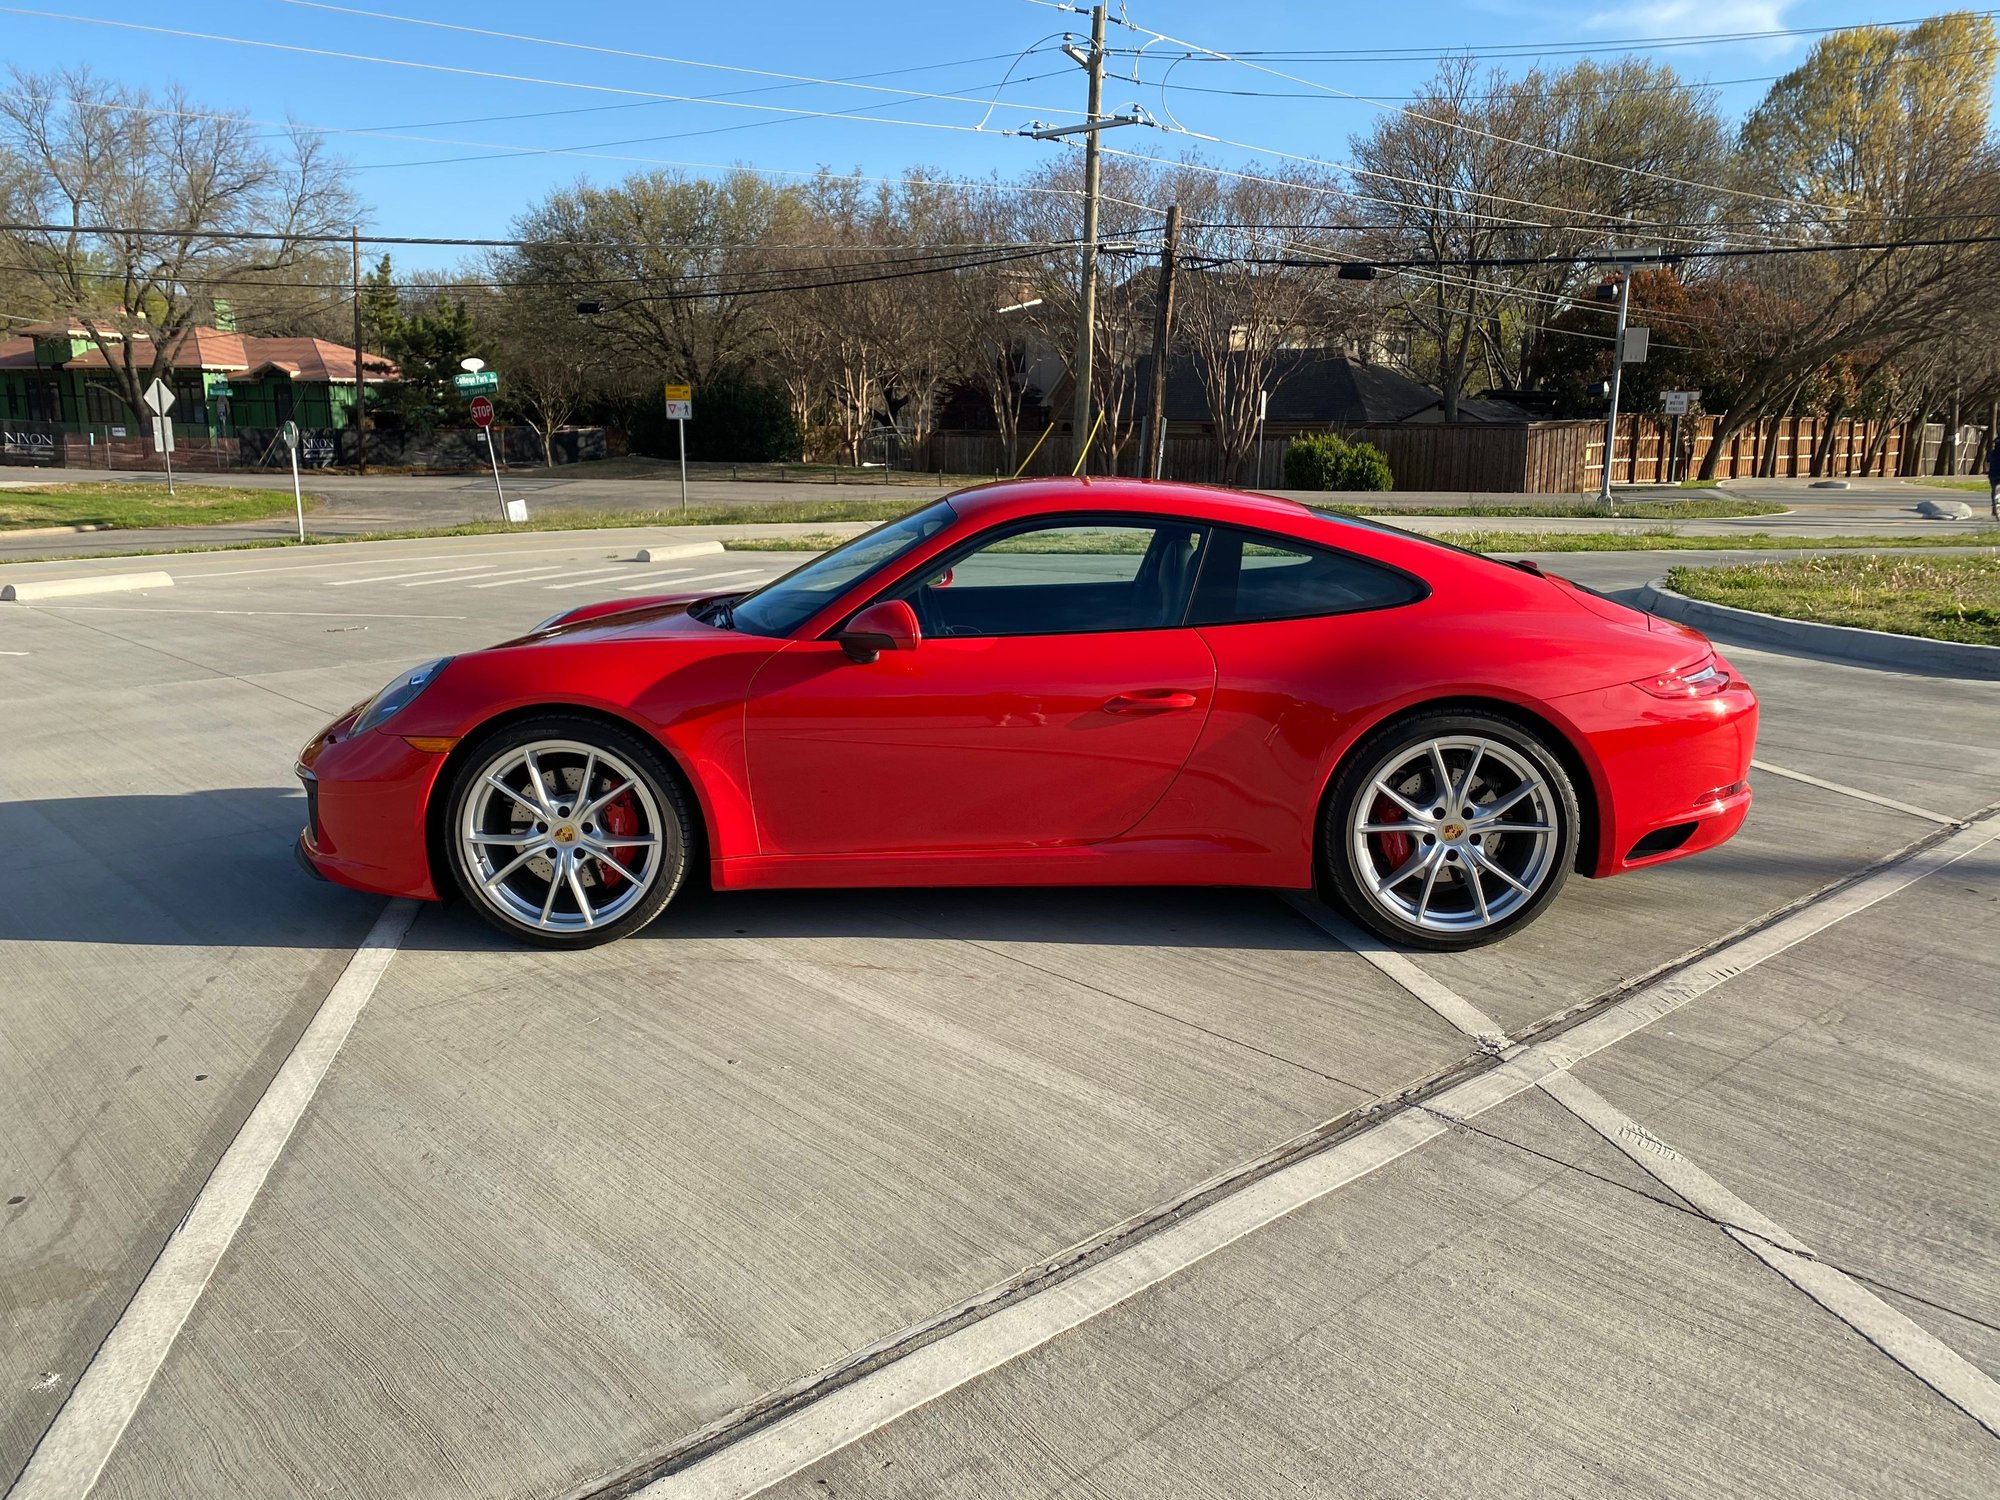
top-left (838, 598), bottom-right (921, 663)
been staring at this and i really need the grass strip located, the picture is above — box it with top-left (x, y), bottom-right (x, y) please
top-left (1667, 554), bottom-right (2000, 645)
top-left (0, 481), bottom-right (307, 530)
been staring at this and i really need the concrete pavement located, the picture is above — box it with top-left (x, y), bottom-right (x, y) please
top-left (2, 525), bottom-right (1997, 1499)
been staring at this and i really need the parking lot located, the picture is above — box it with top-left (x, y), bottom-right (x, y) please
top-left (3, 528), bottom-right (1998, 1500)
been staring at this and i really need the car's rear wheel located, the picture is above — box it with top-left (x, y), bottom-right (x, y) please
top-left (1322, 710), bottom-right (1579, 950)
top-left (443, 716), bottom-right (692, 948)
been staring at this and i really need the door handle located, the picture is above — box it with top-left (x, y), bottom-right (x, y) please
top-left (1102, 689), bottom-right (1200, 713)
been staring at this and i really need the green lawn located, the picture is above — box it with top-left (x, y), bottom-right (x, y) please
top-left (0, 482), bottom-right (306, 530)
top-left (1909, 478), bottom-right (1992, 493)
top-left (1431, 527), bottom-right (2000, 554)
top-left (1316, 497), bottom-right (1779, 519)
top-left (1668, 554), bottom-right (2000, 645)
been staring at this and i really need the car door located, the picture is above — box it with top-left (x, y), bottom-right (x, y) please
top-left (743, 517), bottom-right (1216, 855)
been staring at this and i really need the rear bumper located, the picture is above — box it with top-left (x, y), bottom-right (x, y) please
top-left (1556, 660), bottom-right (1760, 878)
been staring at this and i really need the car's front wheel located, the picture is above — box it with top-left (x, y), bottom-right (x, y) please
top-left (1322, 709), bottom-right (1579, 950)
top-left (442, 715), bottom-right (693, 948)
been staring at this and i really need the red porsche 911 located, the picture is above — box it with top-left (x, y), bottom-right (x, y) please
top-left (295, 479), bottom-right (1757, 950)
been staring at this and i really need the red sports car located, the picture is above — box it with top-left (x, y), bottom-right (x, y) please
top-left (296, 479), bottom-right (1757, 950)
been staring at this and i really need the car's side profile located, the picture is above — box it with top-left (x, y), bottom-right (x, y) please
top-left (296, 478), bottom-right (1758, 950)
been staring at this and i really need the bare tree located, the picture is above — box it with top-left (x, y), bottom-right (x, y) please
top-left (0, 67), bottom-right (357, 424)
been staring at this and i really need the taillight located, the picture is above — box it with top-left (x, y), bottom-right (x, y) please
top-left (1633, 657), bottom-right (1730, 698)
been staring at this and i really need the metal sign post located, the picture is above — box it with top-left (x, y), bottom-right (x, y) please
top-left (1661, 391), bottom-right (1699, 484)
top-left (468, 395), bottom-right (513, 523)
top-left (142, 377), bottom-right (176, 495)
top-left (281, 420), bottom-right (305, 541)
top-left (664, 383), bottom-right (693, 512)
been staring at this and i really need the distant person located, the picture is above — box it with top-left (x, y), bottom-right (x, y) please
top-left (1989, 432), bottom-right (2000, 517)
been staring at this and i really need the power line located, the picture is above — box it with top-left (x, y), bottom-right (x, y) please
top-left (1236, 232), bottom-right (2000, 272)
top-left (0, 8), bottom-right (1020, 139)
top-left (273, 0), bottom-right (1092, 119)
top-left (1097, 11), bottom-right (2000, 62)
top-left (1107, 12), bottom-right (1815, 215)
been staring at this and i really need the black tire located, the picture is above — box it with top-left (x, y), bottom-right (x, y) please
top-left (1321, 708), bottom-right (1579, 951)
top-left (441, 714), bottom-right (694, 949)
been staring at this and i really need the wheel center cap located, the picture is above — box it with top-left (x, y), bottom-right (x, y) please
top-left (1442, 821), bottom-right (1466, 840)
top-left (553, 825), bottom-right (578, 844)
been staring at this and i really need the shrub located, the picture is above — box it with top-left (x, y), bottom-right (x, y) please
top-left (1284, 432), bottom-right (1348, 490)
top-left (1338, 441), bottom-right (1394, 491)
top-left (1283, 432), bottom-right (1393, 491)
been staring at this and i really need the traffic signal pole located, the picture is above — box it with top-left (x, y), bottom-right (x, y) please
top-left (1598, 270), bottom-right (1631, 510)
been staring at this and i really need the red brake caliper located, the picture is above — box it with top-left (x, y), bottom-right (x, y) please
top-left (1371, 794), bottom-right (1412, 874)
top-left (597, 792), bottom-right (641, 889)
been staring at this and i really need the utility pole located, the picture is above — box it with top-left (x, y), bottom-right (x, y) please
top-left (1598, 270), bottom-right (1630, 509)
top-left (1024, 5), bottom-right (1141, 477)
top-left (1141, 203), bottom-right (1180, 480)
top-left (352, 226), bottom-right (368, 476)
top-left (1073, 3), bottom-right (1106, 470)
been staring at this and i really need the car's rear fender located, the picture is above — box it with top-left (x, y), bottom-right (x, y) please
top-left (1310, 691), bottom-right (1612, 883)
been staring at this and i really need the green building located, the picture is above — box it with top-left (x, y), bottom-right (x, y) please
top-left (0, 322), bottom-right (395, 462)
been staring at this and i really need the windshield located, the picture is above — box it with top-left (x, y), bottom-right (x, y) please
top-left (728, 500), bottom-right (957, 637)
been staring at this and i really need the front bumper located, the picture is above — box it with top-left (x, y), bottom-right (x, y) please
top-left (293, 707), bottom-right (448, 900)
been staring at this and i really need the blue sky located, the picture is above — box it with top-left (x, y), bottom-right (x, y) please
top-left (3, 1), bottom-right (1994, 241)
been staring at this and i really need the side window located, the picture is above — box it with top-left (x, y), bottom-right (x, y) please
top-left (902, 520), bottom-right (1205, 637)
top-left (1191, 528), bottom-right (1422, 625)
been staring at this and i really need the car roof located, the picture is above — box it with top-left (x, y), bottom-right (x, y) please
top-left (943, 476), bottom-right (1322, 531)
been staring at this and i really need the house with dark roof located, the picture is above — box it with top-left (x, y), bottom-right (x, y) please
top-left (0, 323), bottom-right (396, 447)
top-left (1131, 348), bottom-right (1530, 430)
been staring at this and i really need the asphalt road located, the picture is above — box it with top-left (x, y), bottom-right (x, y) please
top-left (3, 528), bottom-right (1998, 1499)
top-left (2, 472), bottom-right (1994, 563)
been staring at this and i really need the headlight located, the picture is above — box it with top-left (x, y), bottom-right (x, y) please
top-left (354, 657), bottom-right (451, 733)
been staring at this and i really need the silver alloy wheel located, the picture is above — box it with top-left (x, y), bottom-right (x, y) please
top-left (459, 738), bottom-right (668, 934)
top-left (1346, 734), bottom-right (1559, 935)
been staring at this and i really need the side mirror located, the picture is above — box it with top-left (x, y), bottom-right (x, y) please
top-left (838, 599), bottom-right (921, 663)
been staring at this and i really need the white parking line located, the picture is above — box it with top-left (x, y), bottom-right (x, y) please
top-left (1750, 757), bottom-right (1956, 825)
top-left (543, 566), bottom-right (666, 590)
top-left (466, 567), bottom-right (581, 588)
top-left (402, 569), bottom-right (507, 587)
top-left (8, 899), bottom-right (423, 1500)
top-left (633, 815), bottom-right (1999, 1500)
top-left (616, 568), bottom-right (763, 593)
top-left (328, 565), bottom-right (497, 587)
top-left (1287, 808), bottom-right (2000, 1443)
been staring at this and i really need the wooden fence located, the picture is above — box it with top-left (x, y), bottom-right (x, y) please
top-left (921, 421), bottom-right (1603, 493)
top-left (923, 415), bottom-right (1991, 492)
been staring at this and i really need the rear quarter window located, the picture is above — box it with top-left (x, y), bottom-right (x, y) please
top-left (1191, 527), bottom-right (1426, 625)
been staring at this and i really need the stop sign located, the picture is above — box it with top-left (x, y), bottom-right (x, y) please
top-left (469, 395), bottom-right (494, 428)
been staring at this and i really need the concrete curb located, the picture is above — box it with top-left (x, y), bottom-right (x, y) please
top-left (0, 524), bottom-right (114, 538)
top-left (634, 540), bottom-right (726, 562)
top-left (1, 570), bottom-right (174, 603)
top-left (1638, 577), bottom-right (2000, 680)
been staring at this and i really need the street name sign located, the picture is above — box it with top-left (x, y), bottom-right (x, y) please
top-left (453, 371), bottom-right (500, 393)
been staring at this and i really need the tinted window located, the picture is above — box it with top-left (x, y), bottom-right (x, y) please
top-left (730, 500), bottom-right (955, 637)
top-left (1191, 528), bottom-right (1421, 625)
top-left (899, 520), bottom-right (1205, 637)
